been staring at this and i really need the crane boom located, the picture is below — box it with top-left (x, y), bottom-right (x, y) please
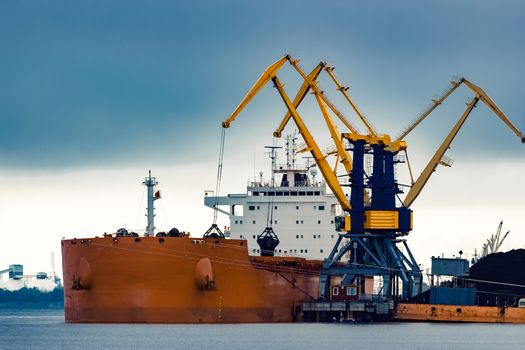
top-left (396, 78), bottom-right (524, 143)
top-left (395, 78), bottom-right (464, 141)
top-left (272, 76), bottom-right (351, 211)
top-left (323, 64), bottom-right (377, 136)
top-left (222, 57), bottom-right (288, 128)
top-left (462, 79), bottom-right (525, 142)
top-left (314, 94), bottom-right (353, 174)
top-left (286, 58), bottom-right (360, 134)
top-left (274, 63), bottom-right (324, 137)
top-left (403, 97), bottom-right (479, 207)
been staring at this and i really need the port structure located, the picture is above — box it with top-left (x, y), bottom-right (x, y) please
top-left (221, 55), bottom-right (524, 303)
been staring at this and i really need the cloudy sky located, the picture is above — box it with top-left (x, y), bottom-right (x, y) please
top-left (0, 0), bottom-right (524, 278)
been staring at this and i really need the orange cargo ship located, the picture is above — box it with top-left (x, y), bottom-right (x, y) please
top-left (62, 235), bottom-right (321, 323)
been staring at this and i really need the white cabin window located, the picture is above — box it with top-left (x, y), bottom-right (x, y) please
top-left (346, 287), bottom-right (357, 296)
top-left (249, 205), bottom-right (255, 211)
top-left (233, 205), bottom-right (244, 216)
top-left (332, 287), bottom-right (339, 296)
top-left (318, 220), bottom-right (321, 224)
top-left (252, 220), bottom-right (256, 224)
top-left (320, 249), bottom-right (323, 253)
top-left (319, 205), bottom-right (325, 210)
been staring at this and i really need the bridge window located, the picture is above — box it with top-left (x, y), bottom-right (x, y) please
top-left (232, 205), bottom-right (244, 216)
top-left (319, 205), bottom-right (325, 211)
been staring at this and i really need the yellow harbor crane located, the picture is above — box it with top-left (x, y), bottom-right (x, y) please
top-left (219, 54), bottom-right (524, 300)
top-left (398, 78), bottom-right (525, 207)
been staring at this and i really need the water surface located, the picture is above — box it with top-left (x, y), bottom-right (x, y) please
top-left (1, 309), bottom-right (524, 350)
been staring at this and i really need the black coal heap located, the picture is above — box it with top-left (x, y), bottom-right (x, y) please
top-left (470, 249), bottom-right (525, 306)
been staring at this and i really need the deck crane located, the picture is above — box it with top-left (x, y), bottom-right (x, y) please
top-left (396, 78), bottom-right (525, 208)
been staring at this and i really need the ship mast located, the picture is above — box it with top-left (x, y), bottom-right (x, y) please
top-left (143, 170), bottom-right (160, 237)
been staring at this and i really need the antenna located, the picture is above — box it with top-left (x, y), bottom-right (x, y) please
top-left (264, 145), bottom-right (282, 187)
top-left (285, 133), bottom-right (298, 167)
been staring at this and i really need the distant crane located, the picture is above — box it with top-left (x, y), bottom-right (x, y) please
top-left (479, 221), bottom-right (511, 259)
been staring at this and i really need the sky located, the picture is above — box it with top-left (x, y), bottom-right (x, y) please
top-left (0, 0), bottom-right (524, 279)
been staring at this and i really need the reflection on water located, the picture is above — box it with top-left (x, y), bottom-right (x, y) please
top-left (1, 309), bottom-right (525, 350)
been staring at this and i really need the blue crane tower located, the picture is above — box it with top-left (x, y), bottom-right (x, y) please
top-left (320, 135), bottom-right (421, 300)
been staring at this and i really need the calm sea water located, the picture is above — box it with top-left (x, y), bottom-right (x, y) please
top-left (1, 309), bottom-right (525, 350)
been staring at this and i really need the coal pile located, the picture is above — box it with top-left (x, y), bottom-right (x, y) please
top-left (468, 249), bottom-right (525, 306)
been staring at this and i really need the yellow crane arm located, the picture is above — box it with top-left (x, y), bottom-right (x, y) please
top-left (273, 63), bottom-right (324, 137)
top-left (314, 94), bottom-right (353, 174)
top-left (403, 97), bottom-right (479, 207)
top-left (396, 78), bottom-right (524, 143)
top-left (323, 64), bottom-right (377, 136)
top-left (463, 79), bottom-right (525, 143)
top-left (395, 78), bottom-right (464, 141)
top-left (272, 76), bottom-right (352, 211)
top-left (222, 57), bottom-right (288, 128)
top-left (286, 58), bottom-right (360, 134)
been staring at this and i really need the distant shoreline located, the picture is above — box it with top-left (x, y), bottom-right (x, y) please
top-left (0, 287), bottom-right (64, 309)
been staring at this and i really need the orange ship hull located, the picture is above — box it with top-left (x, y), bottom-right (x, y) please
top-left (61, 236), bottom-right (321, 323)
top-left (396, 303), bottom-right (525, 323)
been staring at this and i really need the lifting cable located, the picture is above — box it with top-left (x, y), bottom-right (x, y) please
top-left (265, 137), bottom-right (278, 228)
top-left (204, 128), bottom-right (226, 238)
top-left (213, 128), bottom-right (226, 226)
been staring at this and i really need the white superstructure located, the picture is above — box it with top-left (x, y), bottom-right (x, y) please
top-left (204, 136), bottom-right (344, 259)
